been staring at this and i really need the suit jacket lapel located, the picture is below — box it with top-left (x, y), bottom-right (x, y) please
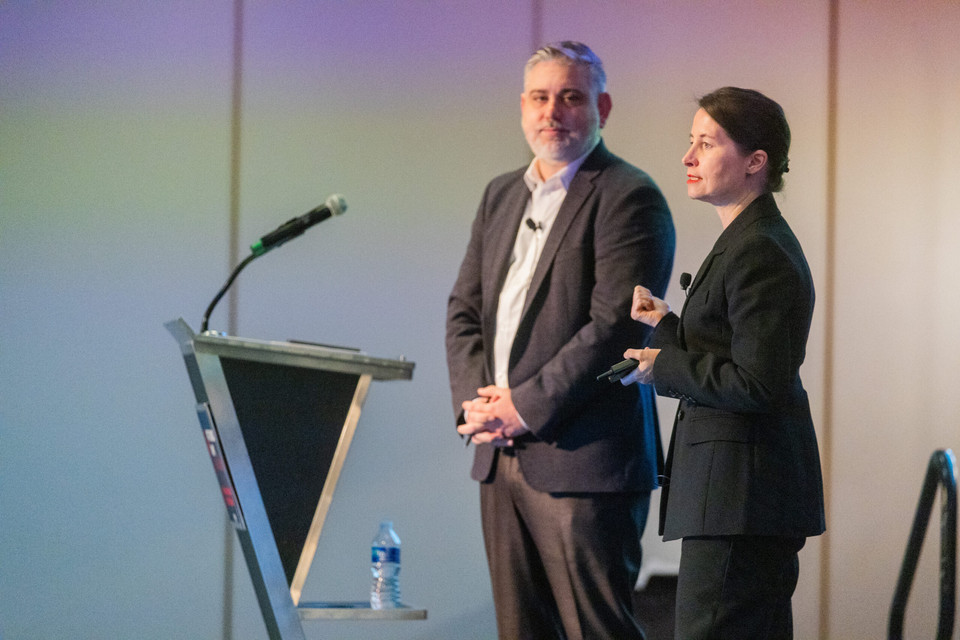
top-left (687, 251), bottom-right (719, 297)
top-left (482, 176), bottom-right (531, 372)
top-left (678, 193), bottom-right (781, 347)
top-left (687, 193), bottom-right (780, 295)
top-left (488, 181), bottom-right (531, 297)
top-left (678, 251), bottom-right (718, 349)
top-left (520, 143), bottom-right (608, 318)
top-left (522, 177), bottom-right (594, 318)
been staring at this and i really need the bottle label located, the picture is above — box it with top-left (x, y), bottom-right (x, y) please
top-left (371, 546), bottom-right (400, 564)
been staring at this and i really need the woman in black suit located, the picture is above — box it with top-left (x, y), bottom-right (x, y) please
top-left (622, 87), bottom-right (825, 639)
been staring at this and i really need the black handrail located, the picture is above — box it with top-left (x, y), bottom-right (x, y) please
top-left (888, 448), bottom-right (957, 640)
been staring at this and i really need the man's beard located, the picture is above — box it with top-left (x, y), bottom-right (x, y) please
top-left (528, 124), bottom-right (596, 166)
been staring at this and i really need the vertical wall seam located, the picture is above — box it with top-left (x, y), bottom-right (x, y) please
top-left (531, 0), bottom-right (542, 54)
top-left (524, 0), bottom-right (543, 165)
top-left (820, 0), bottom-right (839, 637)
top-left (223, 1), bottom-right (244, 639)
top-left (227, 0), bottom-right (243, 336)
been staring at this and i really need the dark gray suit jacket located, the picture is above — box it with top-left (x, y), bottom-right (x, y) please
top-left (650, 193), bottom-right (826, 540)
top-left (446, 141), bottom-right (675, 493)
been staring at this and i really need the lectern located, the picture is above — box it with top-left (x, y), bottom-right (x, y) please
top-left (166, 318), bottom-right (424, 640)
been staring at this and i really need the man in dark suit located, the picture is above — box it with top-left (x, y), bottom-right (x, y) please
top-left (445, 41), bottom-right (675, 639)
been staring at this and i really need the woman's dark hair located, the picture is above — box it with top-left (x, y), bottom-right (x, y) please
top-left (698, 87), bottom-right (791, 193)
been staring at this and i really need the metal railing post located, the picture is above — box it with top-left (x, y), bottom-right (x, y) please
top-left (888, 449), bottom-right (956, 640)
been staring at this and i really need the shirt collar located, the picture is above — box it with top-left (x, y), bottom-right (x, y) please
top-left (523, 139), bottom-right (599, 193)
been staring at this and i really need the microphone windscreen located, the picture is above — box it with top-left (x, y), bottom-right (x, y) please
top-left (326, 194), bottom-right (347, 216)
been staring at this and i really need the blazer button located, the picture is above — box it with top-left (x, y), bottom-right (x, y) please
top-left (677, 409), bottom-right (685, 420)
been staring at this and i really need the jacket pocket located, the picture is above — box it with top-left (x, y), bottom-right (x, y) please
top-left (684, 409), bottom-right (754, 444)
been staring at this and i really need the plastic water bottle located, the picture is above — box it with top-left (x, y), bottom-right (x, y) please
top-left (370, 520), bottom-right (401, 609)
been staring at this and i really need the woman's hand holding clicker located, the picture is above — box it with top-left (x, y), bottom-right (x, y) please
top-left (619, 348), bottom-right (659, 386)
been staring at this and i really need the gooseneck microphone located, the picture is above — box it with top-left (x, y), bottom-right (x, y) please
top-left (251, 194), bottom-right (347, 257)
top-left (200, 194), bottom-right (348, 332)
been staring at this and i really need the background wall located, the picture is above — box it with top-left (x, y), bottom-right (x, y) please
top-left (828, 2), bottom-right (960, 638)
top-left (1, 1), bottom-right (957, 639)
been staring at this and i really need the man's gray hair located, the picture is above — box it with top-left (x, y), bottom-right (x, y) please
top-left (523, 41), bottom-right (607, 95)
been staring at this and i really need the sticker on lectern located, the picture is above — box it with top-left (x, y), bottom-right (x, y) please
top-left (196, 402), bottom-right (247, 530)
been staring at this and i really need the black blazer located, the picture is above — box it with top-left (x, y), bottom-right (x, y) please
top-left (651, 193), bottom-right (826, 540)
top-left (446, 141), bottom-right (675, 493)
